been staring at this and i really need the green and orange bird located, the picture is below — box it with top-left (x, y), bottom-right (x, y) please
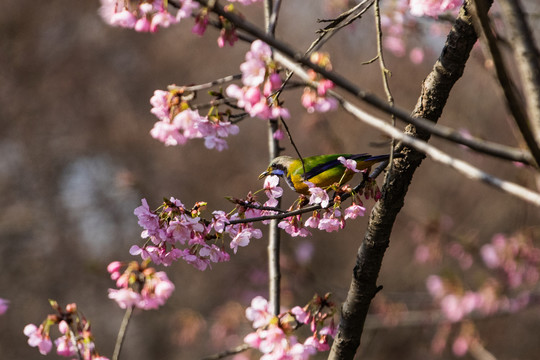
top-left (259, 153), bottom-right (397, 195)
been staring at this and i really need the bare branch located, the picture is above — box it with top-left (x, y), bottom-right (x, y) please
top-left (471, 0), bottom-right (540, 166)
top-left (306, 0), bottom-right (374, 54)
top-left (497, 0), bottom-right (540, 153)
top-left (167, 74), bottom-right (242, 92)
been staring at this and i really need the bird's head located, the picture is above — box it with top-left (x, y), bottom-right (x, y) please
top-left (258, 155), bottom-right (295, 179)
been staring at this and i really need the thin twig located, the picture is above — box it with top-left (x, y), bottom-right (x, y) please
top-left (201, 343), bottom-right (250, 360)
top-left (306, 0), bottom-right (374, 54)
top-left (167, 74), bottom-right (242, 92)
top-left (112, 306), bottom-right (133, 360)
top-left (373, 0), bottom-right (397, 177)
top-left (279, 117), bottom-right (305, 172)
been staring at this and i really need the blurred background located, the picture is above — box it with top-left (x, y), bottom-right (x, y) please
top-left (1, 0), bottom-right (540, 359)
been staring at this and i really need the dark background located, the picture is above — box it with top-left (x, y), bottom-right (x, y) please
top-left (1, 1), bottom-right (540, 359)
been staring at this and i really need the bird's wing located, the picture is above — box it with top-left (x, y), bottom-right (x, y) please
top-left (295, 154), bottom-right (363, 180)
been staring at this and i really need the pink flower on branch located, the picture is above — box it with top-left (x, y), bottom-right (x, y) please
top-left (24, 302), bottom-right (108, 359)
top-left (149, 90), bottom-right (239, 150)
top-left (107, 261), bottom-right (175, 310)
top-left (244, 295), bottom-right (336, 359)
top-left (24, 324), bottom-right (53, 355)
top-left (226, 40), bottom-right (290, 120)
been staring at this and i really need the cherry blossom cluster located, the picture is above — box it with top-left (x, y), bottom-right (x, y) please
top-left (409, 0), bottom-right (463, 18)
top-left (380, 0), bottom-right (462, 62)
top-left (405, 224), bottom-right (540, 356)
top-left (131, 172), bottom-right (379, 268)
top-left (24, 301), bottom-right (108, 360)
top-left (98, 0), bottom-right (199, 33)
top-left (150, 90), bottom-right (240, 150)
top-left (430, 320), bottom-right (481, 357)
top-left (98, 0), bottom-right (246, 47)
top-left (417, 230), bottom-right (540, 323)
top-left (426, 274), bottom-right (533, 357)
top-left (480, 232), bottom-right (540, 288)
top-left (107, 260), bottom-right (175, 310)
top-left (243, 294), bottom-right (337, 359)
top-left (418, 230), bottom-right (540, 357)
top-left (226, 40), bottom-right (290, 120)
top-left (301, 52), bottom-right (338, 113)
top-left (131, 196), bottom-right (266, 269)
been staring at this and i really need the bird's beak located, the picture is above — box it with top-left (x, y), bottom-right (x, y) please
top-left (258, 170), bottom-right (269, 180)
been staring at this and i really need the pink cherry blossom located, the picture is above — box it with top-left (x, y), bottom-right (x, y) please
top-left (307, 183), bottom-right (330, 208)
top-left (110, 8), bottom-right (137, 28)
top-left (338, 156), bottom-right (360, 173)
top-left (55, 335), bottom-right (78, 357)
top-left (24, 324), bottom-right (53, 355)
top-left (264, 175), bottom-right (284, 199)
top-left (150, 90), bottom-right (170, 121)
top-left (108, 288), bottom-right (140, 309)
top-left (278, 218), bottom-right (311, 237)
top-left (134, 199), bottom-right (160, 235)
top-left (98, 0), bottom-right (117, 24)
top-left (150, 120), bottom-right (188, 146)
top-left (134, 17), bottom-right (151, 32)
top-left (107, 261), bottom-right (122, 275)
top-left (317, 209), bottom-right (343, 232)
top-left (304, 214), bottom-right (320, 229)
top-left (230, 227), bottom-right (263, 253)
top-left (245, 296), bottom-right (273, 328)
top-left (343, 203), bottom-right (366, 219)
top-left (176, 0), bottom-right (200, 20)
top-left (150, 10), bottom-right (178, 32)
top-left (291, 306), bottom-right (310, 324)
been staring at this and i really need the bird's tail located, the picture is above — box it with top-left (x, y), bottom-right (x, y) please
top-left (356, 153), bottom-right (405, 163)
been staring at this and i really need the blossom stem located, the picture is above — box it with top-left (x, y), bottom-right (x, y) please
top-left (112, 306), bottom-right (133, 360)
